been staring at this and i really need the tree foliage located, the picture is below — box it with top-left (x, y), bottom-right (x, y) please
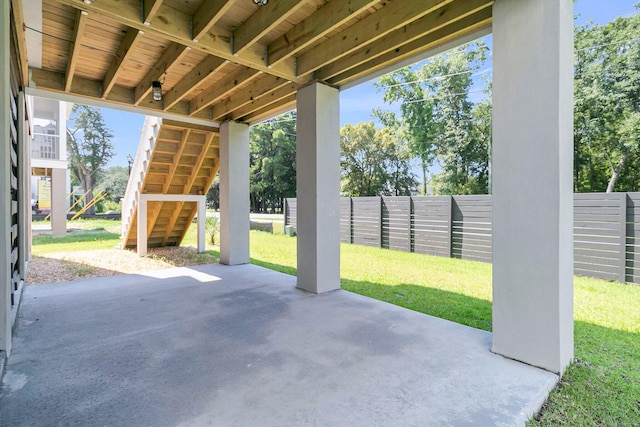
top-left (96, 166), bottom-right (129, 200)
top-left (574, 11), bottom-right (640, 192)
top-left (67, 105), bottom-right (114, 214)
top-left (250, 112), bottom-right (297, 212)
top-left (340, 121), bottom-right (416, 197)
top-left (375, 42), bottom-right (491, 195)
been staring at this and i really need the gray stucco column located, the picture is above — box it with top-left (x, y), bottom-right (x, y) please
top-left (296, 83), bottom-right (340, 293)
top-left (51, 168), bottom-right (67, 236)
top-left (219, 121), bottom-right (250, 265)
top-left (0, 0), bottom-right (11, 354)
top-left (492, 0), bottom-right (574, 374)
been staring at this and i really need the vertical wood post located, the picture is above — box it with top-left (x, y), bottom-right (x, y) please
top-left (197, 197), bottom-right (205, 253)
top-left (620, 192), bottom-right (628, 283)
top-left (349, 197), bottom-right (353, 244)
top-left (378, 196), bottom-right (384, 248)
top-left (408, 197), bottom-right (414, 253)
top-left (284, 198), bottom-right (289, 226)
top-left (137, 198), bottom-right (147, 256)
top-left (447, 196), bottom-right (453, 258)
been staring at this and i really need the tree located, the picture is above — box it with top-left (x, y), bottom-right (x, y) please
top-left (250, 112), bottom-right (297, 212)
top-left (97, 166), bottom-right (129, 201)
top-left (574, 11), bottom-right (640, 192)
top-left (67, 105), bottom-right (114, 214)
top-left (375, 42), bottom-right (491, 195)
top-left (340, 121), bottom-right (416, 197)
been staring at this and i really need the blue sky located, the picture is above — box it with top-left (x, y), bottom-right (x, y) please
top-left (94, 0), bottom-right (639, 167)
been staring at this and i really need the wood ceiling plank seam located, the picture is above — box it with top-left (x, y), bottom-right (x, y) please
top-left (102, 27), bottom-right (145, 99)
top-left (189, 67), bottom-right (262, 115)
top-left (134, 42), bottom-right (190, 105)
top-left (51, 0), bottom-right (301, 82)
top-left (232, 0), bottom-right (308, 56)
top-left (296, 0), bottom-right (456, 76)
top-left (163, 55), bottom-right (228, 110)
top-left (211, 74), bottom-right (289, 121)
top-left (316, 0), bottom-right (493, 81)
top-left (65, 9), bottom-right (88, 92)
top-left (330, 10), bottom-right (493, 86)
top-left (267, 0), bottom-right (380, 66)
top-left (143, 0), bottom-right (164, 25)
top-left (192, 0), bottom-right (236, 43)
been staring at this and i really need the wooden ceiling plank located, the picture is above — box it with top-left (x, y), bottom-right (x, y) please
top-left (232, 0), bottom-right (307, 56)
top-left (134, 42), bottom-right (189, 105)
top-left (268, 0), bottom-right (380, 66)
top-left (162, 55), bottom-right (228, 110)
top-left (64, 9), bottom-right (88, 92)
top-left (52, 0), bottom-right (301, 82)
top-left (143, 0), bottom-right (164, 25)
top-left (330, 11), bottom-right (492, 87)
top-left (102, 28), bottom-right (145, 99)
top-left (10, 0), bottom-right (30, 85)
top-left (296, 0), bottom-right (455, 76)
top-left (316, 0), bottom-right (492, 81)
top-left (211, 74), bottom-right (289, 121)
top-left (192, 0), bottom-right (236, 42)
top-left (189, 67), bottom-right (262, 115)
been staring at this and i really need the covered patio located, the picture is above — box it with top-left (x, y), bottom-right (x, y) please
top-left (3, 0), bottom-right (575, 423)
top-left (1, 263), bottom-right (556, 426)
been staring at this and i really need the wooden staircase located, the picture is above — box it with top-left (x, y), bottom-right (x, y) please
top-left (122, 117), bottom-right (219, 249)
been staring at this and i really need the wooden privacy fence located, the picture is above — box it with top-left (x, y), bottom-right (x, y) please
top-left (284, 193), bottom-right (640, 284)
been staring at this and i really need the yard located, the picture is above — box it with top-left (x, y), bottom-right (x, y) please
top-left (29, 220), bottom-right (640, 426)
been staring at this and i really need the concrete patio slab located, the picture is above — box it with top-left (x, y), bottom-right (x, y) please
top-left (0, 264), bottom-right (557, 426)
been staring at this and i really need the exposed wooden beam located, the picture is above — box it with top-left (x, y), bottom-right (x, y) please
top-left (65, 9), bottom-right (88, 92)
top-left (103, 28), bottom-right (144, 99)
top-left (134, 42), bottom-right (189, 105)
top-left (330, 10), bottom-right (493, 87)
top-left (143, 0), bottom-right (164, 25)
top-left (316, 0), bottom-right (492, 81)
top-left (192, 0), bottom-right (235, 42)
top-left (52, 0), bottom-right (301, 82)
top-left (232, 0), bottom-right (307, 55)
top-left (211, 74), bottom-right (290, 121)
top-left (189, 67), bottom-right (261, 115)
top-left (228, 82), bottom-right (297, 121)
top-left (10, 0), bottom-right (29, 85)
top-left (267, 0), bottom-right (380, 66)
top-left (242, 94), bottom-right (296, 123)
top-left (296, 0), bottom-right (454, 76)
top-left (162, 56), bottom-right (228, 110)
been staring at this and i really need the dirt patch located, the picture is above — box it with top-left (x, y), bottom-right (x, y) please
top-left (27, 246), bottom-right (218, 285)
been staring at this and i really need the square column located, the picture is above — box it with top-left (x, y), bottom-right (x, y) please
top-left (492, 0), bottom-right (574, 373)
top-left (0, 0), bottom-right (11, 354)
top-left (50, 168), bottom-right (67, 236)
top-left (219, 121), bottom-right (250, 265)
top-left (296, 83), bottom-right (340, 293)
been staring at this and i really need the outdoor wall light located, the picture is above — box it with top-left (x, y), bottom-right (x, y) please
top-left (253, 0), bottom-right (268, 5)
top-left (152, 81), bottom-right (162, 101)
top-left (83, 0), bottom-right (94, 4)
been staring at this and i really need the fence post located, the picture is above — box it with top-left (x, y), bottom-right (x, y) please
top-left (378, 196), bottom-right (383, 248)
top-left (408, 196), bottom-right (414, 253)
top-left (447, 196), bottom-right (453, 258)
top-left (284, 198), bottom-right (289, 226)
top-left (620, 193), bottom-right (628, 283)
top-left (349, 197), bottom-right (353, 244)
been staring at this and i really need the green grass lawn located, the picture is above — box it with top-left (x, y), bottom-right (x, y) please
top-left (31, 221), bottom-right (640, 425)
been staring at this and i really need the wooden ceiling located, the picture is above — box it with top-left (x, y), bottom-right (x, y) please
top-left (15, 0), bottom-right (493, 125)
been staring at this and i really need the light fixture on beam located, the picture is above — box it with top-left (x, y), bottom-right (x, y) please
top-left (152, 81), bottom-right (162, 101)
top-left (83, 0), bottom-right (94, 4)
top-left (253, 0), bottom-right (268, 5)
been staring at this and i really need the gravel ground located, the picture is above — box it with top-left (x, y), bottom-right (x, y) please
top-left (27, 246), bottom-right (218, 285)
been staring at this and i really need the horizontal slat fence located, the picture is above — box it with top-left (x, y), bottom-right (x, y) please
top-left (284, 192), bottom-right (640, 284)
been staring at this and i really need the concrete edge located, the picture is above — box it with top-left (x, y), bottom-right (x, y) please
top-left (516, 373), bottom-right (559, 426)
